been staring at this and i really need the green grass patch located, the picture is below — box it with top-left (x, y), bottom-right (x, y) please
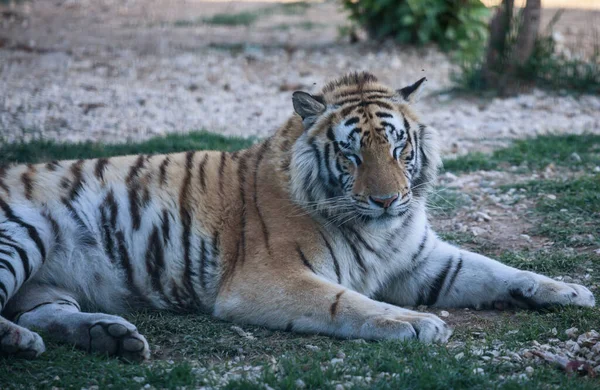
top-left (428, 186), bottom-right (471, 217)
top-left (203, 11), bottom-right (260, 27)
top-left (0, 131), bottom-right (254, 165)
top-left (443, 134), bottom-right (600, 173)
top-left (508, 175), bottom-right (600, 247)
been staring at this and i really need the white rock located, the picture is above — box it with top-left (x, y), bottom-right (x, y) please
top-left (440, 310), bottom-right (450, 317)
top-left (473, 368), bottom-right (484, 375)
top-left (330, 358), bottom-right (344, 365)
top-left (546, 194), bottom-right (557, 200)
top-left (565, 327), bottom-right (579, 339)
top-left (295, 379), bottom-right (306, 389)
top-left (525, 366), bottom-right (534, 375)
top-left (305, 345), bottom-right (320, 352)
top-left (454, 352), bottom-right (465, 360)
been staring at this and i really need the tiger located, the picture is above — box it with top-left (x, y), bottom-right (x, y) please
top-left (0, 72), bottom-right (595, 360)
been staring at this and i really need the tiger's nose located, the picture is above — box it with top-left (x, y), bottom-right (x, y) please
top-left (369, 193), bottom-right (399, 209)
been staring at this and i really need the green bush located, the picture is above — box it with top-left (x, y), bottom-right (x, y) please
top-left (341, 0), bottom-right (489, 54)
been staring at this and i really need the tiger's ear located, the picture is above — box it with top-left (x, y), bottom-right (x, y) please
top-left (292, 91), bottom-right (326, 127)
top-left (396, 77), bottom-right (427, 104)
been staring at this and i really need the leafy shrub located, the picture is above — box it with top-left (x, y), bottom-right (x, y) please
top-left (341, 0), bottom-right (489, 54)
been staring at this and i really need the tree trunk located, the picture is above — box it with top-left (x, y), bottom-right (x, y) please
top-left (482, 0), bottom-right (514, 89)
top-left (514, 0), bottom-right (542, 66)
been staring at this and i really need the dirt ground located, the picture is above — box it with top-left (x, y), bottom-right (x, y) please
top-left (1, 0), bottom-right (599, 152)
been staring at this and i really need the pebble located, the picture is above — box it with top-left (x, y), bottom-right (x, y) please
top-left (569, 152), bottom-right (582, 163)
top-left (295, 379), bottom-right (306, 389)
top-left (304, 345), bottom-right (320, 352)
top-left (473, 368), bottom-right (485, 375)
top-left (330, 358), bottom-right (344, 365)
top-left (565, 327), bottom-right (579, 339)
top-left (440, 310), bottom-right (450, 317)
top-left (545, 194), bottom-right (557, 200)
top-left (525, 366), bottom-right (534, 375)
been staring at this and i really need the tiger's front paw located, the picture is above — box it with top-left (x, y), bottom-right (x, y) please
top-left (510, 272), bottom-right (595, 308)
top-left (360, 312), bottom-right (452, 343)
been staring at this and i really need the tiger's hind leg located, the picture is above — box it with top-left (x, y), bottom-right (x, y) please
top-left (0, 202), bottom-right (52, 358)
top-left (7, 283), bottom-right (150, 361)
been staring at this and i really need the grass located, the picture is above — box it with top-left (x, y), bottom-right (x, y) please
top-left (1, 132), bottom-right (599, 388)
top-left (175, 2), bottom-right (312, 28)
top-left (0, 131), bottom-right (254, 165)
top-left (442, 133), bottom-right (600, 173)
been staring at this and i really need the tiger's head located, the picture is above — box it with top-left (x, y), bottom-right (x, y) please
top-left (286, 72), bottom-right (440, 224)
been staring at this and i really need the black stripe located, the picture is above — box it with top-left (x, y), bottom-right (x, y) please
top-left (296, 244), bottom-right (316, 274)
top-left (180, 151), bottom-right (201, 306)
top-left (159, 156), bottom-right (170, 187)
top-left (0, 280), bottom-right (8, 298)
top-left (218, 152), bottom-right (227, 196)
top-left (253, 140), bottom-right (272, 256)
top-left (99, 206), bottom-right (116, 264)
top-left (199, 238), bottom-right (208, 290)
top-left (345, 225), bottom-right (380, 258)
top-left (341, 232), bottom-right (367, 274)
top-left (198, 154), bottom-right (209, 192)
top-left (145, 225), bottom-right (167, 300)
top-left (411, 228), bottom-right (429, 264)
top-left (0, 235), bottom-right (31, 281)
top-left (0, 166), bottom-right (9, 194)
top-left (127, 155), bottom-right (146, 183)
top-left (344, 117), bottom-right (359, 127)
top-left (45, 161), bottom-right (60, 171)
top-left (425, 257), bottom-right (453, 306)
top-left (376, 112), bottom-right (393, 118)
top-left (115, 231), bottom-right (142, 298)
top-left (94, 158), bottom-right (109, 181)
top-left (62, 199), bottom-right (97, 247)
top-left (0, 198), bottom-right (46, 261)
top-left (323, 143), bottom-right (338, 189)
top-left (237, 154), bottom-right (248, 265)
top-left (161, 209), bottom-right (171, 246)
top-left (310, 140), bottom-right (335, 198)
top-left (21, 165), bottom-right (34, 200)
top-left (444, 254), bottom-right (463, 295)
top-left (68, 160), bottom-right (85, 200)
top-left (319, 230), bottom-right (341, 284)
top-left (0, 258), bottom-right (17, 277)
top-left (42, 212), bottom-right (62, 249)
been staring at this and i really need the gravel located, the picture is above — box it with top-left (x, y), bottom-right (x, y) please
top-left (1, 0), bottom-right (599, 155)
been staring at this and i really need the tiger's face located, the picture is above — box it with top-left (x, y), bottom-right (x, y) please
top-left (289, 73), bottom-right (438, 223)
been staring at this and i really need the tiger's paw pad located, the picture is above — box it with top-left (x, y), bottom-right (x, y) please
top-left (0, 322), bottom-right (45, 359)
top-left (89, 320), bottom-right (150, 361)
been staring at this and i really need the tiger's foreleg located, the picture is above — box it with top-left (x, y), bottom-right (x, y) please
top-left (215, 272), bottom-right (452, 342)
top-left (7, 283), bottom-right (150, 360)
top-left (379, 237), bottom-right (596, 310)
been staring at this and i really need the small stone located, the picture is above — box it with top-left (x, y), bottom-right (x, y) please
top-left (546, 194), bottom-right (557, 200)
top-left (335, 385), bottom-right (345, 390)
top-left (440, 310), bottom-right (450, 317)
top-left (551, 327), bottom-right (558, 336)
top-left (525, 366), bottom-right (534, 375)
top-left (132, 377), bottom-right (145, 383)
top-left (305, 345), bottom-right (320, 352)
top-left (560, 208), bottom-right (568, 213)
top-left (594, 166), bottom-right (600, 173)
top-left (520, 234), bottom-right (531, 242)
top-left (569, 152), bottom-right (582, 163)
top-left (565, 327), bottom-right (579, 339)
top-left (454, 352), bottom-right (465, 360)
top-left (336, 351), bottom-right (346, 359)
top-left (330, 358), bottom-right (344, 365)
top-left (475, 211), bottom-right (491, 222)
top-left (566, 340), bottom-right (580, 353)
top-left (473, 368), bottom-right (484, 375)
top-left (295, 379), bottom-right (306, 389)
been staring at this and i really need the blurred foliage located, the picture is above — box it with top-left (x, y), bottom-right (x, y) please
top-left (341, 0), bottom-right (489, 54)
top-left (453, 8), bottom-right (600, 94)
